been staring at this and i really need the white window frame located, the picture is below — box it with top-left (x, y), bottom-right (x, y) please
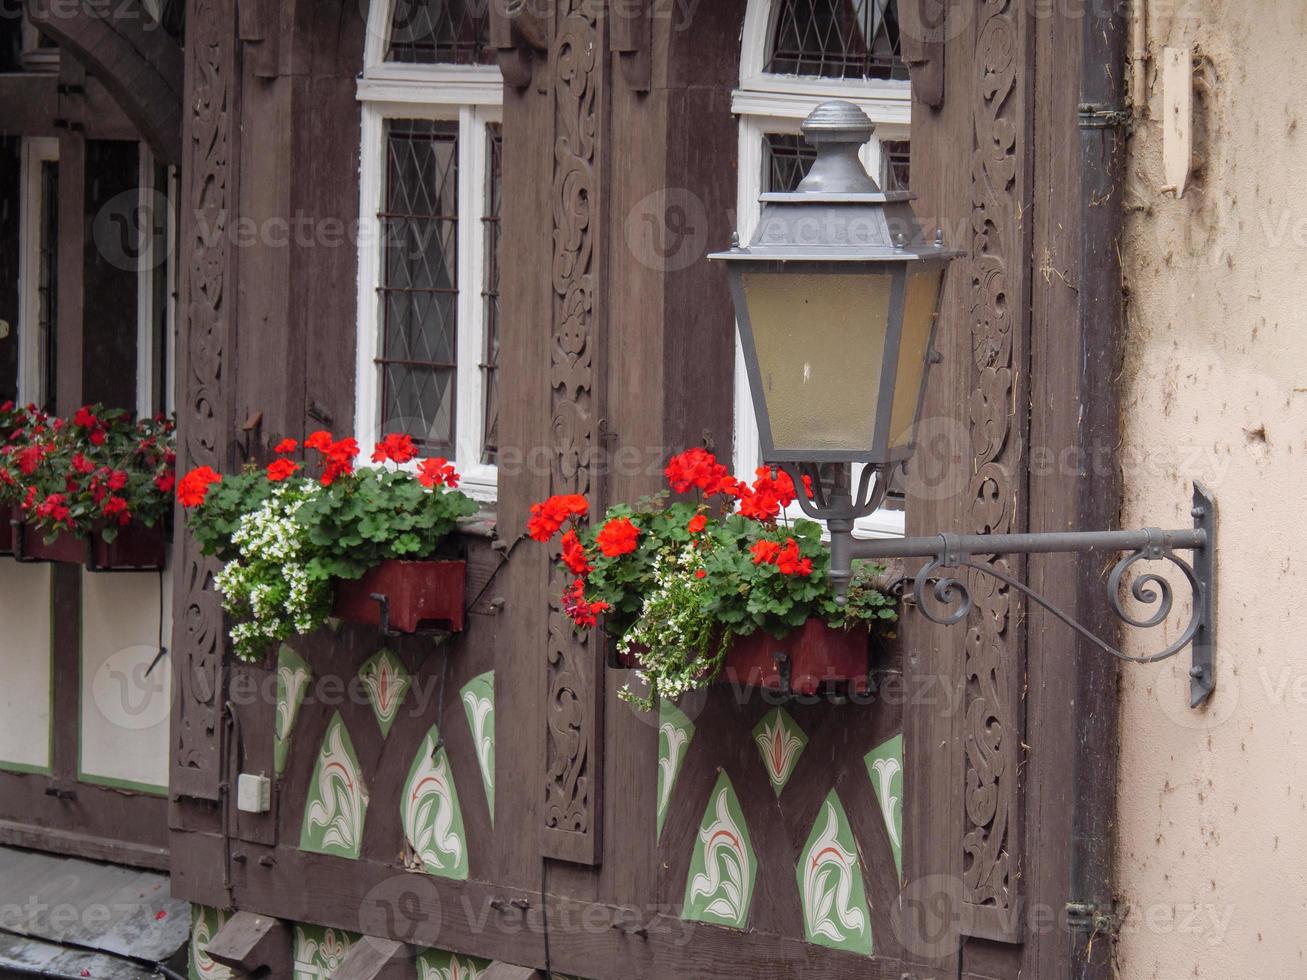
top-left (17, 137), bottom-right (59, 408)
top-left (734, 0), bottom-right (911, 538)
top-left (135, 149), bottom-right (179, 419)
top-left (356, 0), bottom-right (503, 502)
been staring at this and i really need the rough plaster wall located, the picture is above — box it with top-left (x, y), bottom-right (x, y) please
top-left (1118, 1), bottom-right (1307, 976)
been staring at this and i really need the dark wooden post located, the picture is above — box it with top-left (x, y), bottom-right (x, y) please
top-left (171, 0), bottom-right (239, 803)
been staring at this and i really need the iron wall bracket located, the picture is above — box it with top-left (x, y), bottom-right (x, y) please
top-left (831, 482), bottom-right (1217, 708)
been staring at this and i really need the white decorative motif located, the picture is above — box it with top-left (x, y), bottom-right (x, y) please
top-left (871, 755), bottom-right (903, 851)
top-left (801, 800), bottom-right (868, 945)
top-left (752, 708), bottom-right (805, 795)
top-left (303, 716), bottom-right (367, 858)
top-left (658, 721), bottom-right (689, 818)
top-left (359, 648), bottom-right (411, 737)
top-left (460, 671), bottom-right (495, 821)
top-left (277, 663), bottom-right (311, 743)
top-left (403, 730), bottom-right (466, 877)
top-left (292, 925), bottom-right (353, 980)
top-left (689, 784), bottom-right (753, 926)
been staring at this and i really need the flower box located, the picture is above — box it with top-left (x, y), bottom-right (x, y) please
top-left (0, 506), bottom-right (12, 556)
top-left (14, 520), bottom-right (167, 571)
top-left (334, 559), bottom-right (466, 634)
top-left (611, 617), bottom-right (872, 696)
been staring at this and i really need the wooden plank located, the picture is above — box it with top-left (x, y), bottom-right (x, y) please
top-left (335, 937), bottom-right (414, 980)
top-left (956, 0), bottom-right (1034, 946)
top-left (171, 0), bottom-right (239, 803)
top-left (898, 0), bottom-right (971, 972)
top-left (1017, 3), bottom-right (1126, 978)
top-left (0, 816), bottom-right (168, 871)
top-left (205, 910), bottom-right (291, 972)
top-left (539, 0), bottom-right (608, 869)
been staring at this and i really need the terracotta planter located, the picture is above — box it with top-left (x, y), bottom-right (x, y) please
top-left (334, 559), bottom-right (466, 634)
top-left (0, 506), bottom-right (12, 556)
top-left (610, 618), bottom-right (872, 695)
top-left (14, 520), bottom-right (167, 571)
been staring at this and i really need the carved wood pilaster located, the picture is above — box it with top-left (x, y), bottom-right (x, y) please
top-left (171, 0), bottom-right (237, 802)
top-left (960, 0), bottom-right (1030, 943)
top-left (542, 0), bottom-right (607, 867)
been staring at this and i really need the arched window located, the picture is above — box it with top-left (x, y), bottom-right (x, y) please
top-left (356, 0), bottom-right (503, 498)
top-left (734, 0), bottom-right (911, 536)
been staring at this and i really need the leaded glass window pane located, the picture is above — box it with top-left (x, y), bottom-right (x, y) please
top-left (882, 138), bottom-right (910, 191)
top-left (766, 0), bottom-right (906, 80)
top-left (387, 0), bottom-right (494, 65)
top-left (379, 119), bottom-right (459, 452)
top-left (763, 133), bottom-right (818, 193)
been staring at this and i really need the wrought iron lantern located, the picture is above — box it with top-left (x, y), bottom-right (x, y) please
top-left (711, 101), bottom-right (961, 466)
top-left (712, 101), bottom-right (1218, 708)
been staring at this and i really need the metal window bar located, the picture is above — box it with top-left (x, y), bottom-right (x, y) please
top-left (766, 0), bottom-right (907, 80)
top-left (386, 0), bottom-right (496, 66)
top-left (481, 123), bottom-right (502, 466)
top-left (378, 119), bottom-right (459, 452)
top-left (882, 138), bottom-right (910, 191)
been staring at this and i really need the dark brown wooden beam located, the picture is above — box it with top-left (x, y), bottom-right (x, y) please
top-left (25, 0), bottom-right (183, 163)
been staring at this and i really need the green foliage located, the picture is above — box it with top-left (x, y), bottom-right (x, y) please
top-left (296, 467), bottom-right (478, 582)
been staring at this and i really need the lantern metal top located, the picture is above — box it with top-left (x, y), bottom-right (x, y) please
top-left (708, 99), bottom-right (964, 264)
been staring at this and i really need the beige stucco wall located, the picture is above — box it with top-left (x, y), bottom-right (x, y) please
top-left (1118, 2), bottom-right (1307, 976)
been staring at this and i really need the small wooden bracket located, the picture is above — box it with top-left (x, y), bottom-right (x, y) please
top-left (899, 0), bottom-right (946, 109)
top-left (205, 911), bottom-right (292, 972)
top-left (489, 0), bottom-right (549, 90)
top-left (236, 0), bottom-right (280, 78)
top-left (335, 937), bottom-right (417, 980)
top-left (611, 0), bottom-right (652, 93)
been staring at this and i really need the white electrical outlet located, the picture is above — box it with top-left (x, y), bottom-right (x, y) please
top-left (236, 773), bottom-right (271, 814)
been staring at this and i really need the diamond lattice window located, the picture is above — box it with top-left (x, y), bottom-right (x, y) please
top-left (766, 0), bottom-right (906, 80)
top-left (387, 0), bottom-right (495, 65)
top-left (379, 119), bottom-right (459, 452)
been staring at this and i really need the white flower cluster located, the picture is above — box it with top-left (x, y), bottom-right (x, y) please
top-left (214, 480), bottom-right (330, 661)
top-left (620, 544), bottom-right (727, 711)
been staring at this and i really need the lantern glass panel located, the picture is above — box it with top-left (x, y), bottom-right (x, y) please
top-left (740, 269), bottom-right (893, 455)
top-left (888, 267), bottom-right (944, 450)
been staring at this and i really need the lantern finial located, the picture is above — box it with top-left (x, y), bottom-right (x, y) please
top-left (797, 100), bottom-right (880, 195)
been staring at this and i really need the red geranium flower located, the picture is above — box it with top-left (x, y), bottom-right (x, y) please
top-left (775, 538), bottom-right (813, 577)
top-left (102, 496), bottom-right (131, 525)
top-left (372, 432), bottom-right (418, 465)
top-left (417, 457), bottom-right (459, 489)
top-left (72, 406), bottom-right (98, 429)
top-left (751, 539), bottom-right (782, 566)
top-left (563, 576), bottom-right (610, 628)
top-left (527, 494), bottom-right (589, 542)
top-left (273, 438), bottom-right (299, 454)
top-left (177, 466), bottom-right (222, 507)
top-left (596, 517), bottom-right (640, 557)
top-left (266, 458), bottom-right (299, 482)
top-left (560, 529), bottom-right (592, 576)
top-left (304, 430), bottom-right (334, 453)
top-left (71, 453), bottom-right (95, 475)
top-left (665, 448), bottom-right (742, 498)
top-left (154, 472), bottom-right (176, 494)
top-left (687, 513), bottom-right (708, 534)
top-left (107, 469), bottom-right (128, 491)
